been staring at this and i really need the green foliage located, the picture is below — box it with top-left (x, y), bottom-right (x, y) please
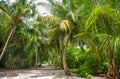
top-left (66, 44), bottom-right (108, 77)
top-left (78, 71), bottom-right (92, 78)
top-left (69, 69), bottom-right (78, 73)
top-left (66, 44), bottom-right (80, 68)
top-left (114, 51), bottom-right (120, 69)
top-left (78, 52), bottom-right (108, 77)
top-left (0, 1), bottom-right (120, 78)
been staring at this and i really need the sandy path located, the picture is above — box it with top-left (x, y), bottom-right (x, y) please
top-left (0, 65), bottom-right (105, 79)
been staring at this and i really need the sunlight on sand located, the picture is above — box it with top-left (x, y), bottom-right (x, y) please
top-left (1, 76), bottom-right (54, 79)
top-left (32, 76), bottom-right (54, 79)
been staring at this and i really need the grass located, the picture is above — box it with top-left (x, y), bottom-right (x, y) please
top-left (69, 68), bottom-right (79, 73)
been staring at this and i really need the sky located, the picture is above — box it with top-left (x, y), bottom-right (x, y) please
top-left (4, 0), bottom-right (51, 16)
top-left (36, 0), bottom-right (51, 16)
top-left (1, 0), bottom-right (62, 16)
top-left (9, 0), bottom-right (15, 3)
top-left (36, 0), bottom-right (62, 16)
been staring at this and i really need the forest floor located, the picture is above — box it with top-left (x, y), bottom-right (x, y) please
top-left (0, 65), bottom-right (105, 79)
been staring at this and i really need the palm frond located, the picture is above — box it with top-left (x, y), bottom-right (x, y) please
top-left (48, 27), bottom-right (60, 44)
top-left (60, 20), bottom-right (73, 31)
top-left (85, 4), bottom-right (120, 31)
top-left (0, 5), bottom-right (12, 20)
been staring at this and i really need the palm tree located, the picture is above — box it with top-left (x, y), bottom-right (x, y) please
top-left (37, 0), bottom-right (81, 75)
top-left (76, 0), bottom-right (120, 78)
top-left (0, 0), bottom-right (36, 61)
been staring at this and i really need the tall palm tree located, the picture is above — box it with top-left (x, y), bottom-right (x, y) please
top-left (76, 0), bottom-right (120, 78)
top-left (0, 0), bottom-right (36, 61)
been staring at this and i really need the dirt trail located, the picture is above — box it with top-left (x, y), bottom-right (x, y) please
top-left (0, 65), bottom-right (105, 79)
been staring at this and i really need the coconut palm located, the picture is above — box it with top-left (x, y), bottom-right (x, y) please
top-left (75, 0), bottom-right (120, 78)
top-left (0, 0), bottom-right (36, 61)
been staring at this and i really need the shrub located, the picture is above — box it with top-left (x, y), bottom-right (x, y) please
top-left (66, 44), bottom-right (108, 77)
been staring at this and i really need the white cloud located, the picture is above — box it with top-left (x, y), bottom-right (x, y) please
top-left (6, 0), bottom-right (51, 16)
top-left (36, 0), bottom-right (51, 16)
top-left (10, 0), bottom-right (15, 3)
top-left (36, 0), bottom-right (50, 16)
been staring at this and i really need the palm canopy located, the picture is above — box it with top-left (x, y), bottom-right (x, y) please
top-left (0, 0), bottom-right (36, 17)
top-left (85, 3), bottom-right (120, 50)
top-left (75, 0), bottom-right (120, 51)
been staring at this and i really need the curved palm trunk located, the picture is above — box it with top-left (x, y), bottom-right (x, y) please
top-left (63, 47), bottom-right (70, 75)
top-left (0, 16), bottom-right (22, 61)
top-left (106, 47), bottom-right (119, 79)
top-left (0, 25), bottom-right (17, 61)
top-left (62, 31), bottom-right (71, 75)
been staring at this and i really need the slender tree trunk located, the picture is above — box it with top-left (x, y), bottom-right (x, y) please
top-left (106, 47), bottom-right (119, 79)
top-left (35, 43), bottom-right (38, 69)
top-left (54, 44), bottom-right (61, 68)
top-left (63, 48), bottom-right (68, 74)
top-left (94, 0), bottom-right (97, 5)
top-left (62, 31), bottom-right (71, 75)
top-left (0, 25), bottom-right (17, 61)
top-left (0, 16), bottom-right (22, 61)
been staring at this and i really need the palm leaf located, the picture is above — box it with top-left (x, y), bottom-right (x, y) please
top-left (85, 4), bottom-right (120, 31)
top-left (60, 20), bottom-right (72, 31)
top-left (0, 5), bottom-right (12, 20)
top-left (48, 27), bottom-right (60, 44)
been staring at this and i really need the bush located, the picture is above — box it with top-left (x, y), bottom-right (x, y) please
top-left (66, 44), bottom-right (80, 68)
top-left (69, 69), bottom-right (79, 73)
top-left (66, 44), bottom-right (108, 77)
top-left (78, 71), bottom-right (92, 78)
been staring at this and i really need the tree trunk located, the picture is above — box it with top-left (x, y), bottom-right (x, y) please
top-left (63, 48), bottom-right (70, 75)
top-left (106, 47), bottom-right (119, 79)
top-left (54, 44), bottom-right (61, 68)
top-left (94, 0), bottom-right (98, 5)
top-left (62, 31), bottom-right (71, 75)
top-left (0, 25), bottom-right (17, 61)
top-left (35, 43), bottom-right (38, 69)
top-left (0, 16), bottom-right (22, 61)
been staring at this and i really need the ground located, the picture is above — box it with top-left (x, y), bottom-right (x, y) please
top-left (0, 65), bottom-right (105, 79)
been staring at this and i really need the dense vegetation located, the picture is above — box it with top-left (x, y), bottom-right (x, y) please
top-left (0, 0), bottom-right (120, 78)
